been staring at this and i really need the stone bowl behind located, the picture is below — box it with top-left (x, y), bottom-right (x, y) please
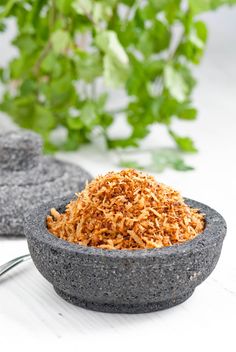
top-left (24, 196), bottom-right (226, 314)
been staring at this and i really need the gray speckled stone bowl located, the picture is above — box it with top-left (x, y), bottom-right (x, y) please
top-left (0, 130), bottom-right (92, 236)
top-left (24, 196), bottom-right (226, 314)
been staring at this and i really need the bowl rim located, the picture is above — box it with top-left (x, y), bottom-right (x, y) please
top-left (24, 195), bottom-right (226, 259)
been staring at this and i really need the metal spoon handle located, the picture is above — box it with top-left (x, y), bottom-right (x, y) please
top-left (0, 254), bottom-right (31, 277)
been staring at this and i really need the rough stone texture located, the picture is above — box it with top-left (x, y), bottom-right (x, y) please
top-left (24, 196), bottom-right (227, 314)
top-left (0, 130), bottom-right (92, 236)
top-left (0, 130), bottom-right (42, 171)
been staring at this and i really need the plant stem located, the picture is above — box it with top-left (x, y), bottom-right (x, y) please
top-left (49, 0), bottom-right (56, 30)
top-left (33, 41), bottom-right (52, 76)
top-left (33, 1), bottom-right (57, 76)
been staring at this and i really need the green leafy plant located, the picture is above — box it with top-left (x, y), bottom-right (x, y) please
top-left (119, 147), bottom-right (194, 172)
top-left (0, 0), bottom-right (235, 170)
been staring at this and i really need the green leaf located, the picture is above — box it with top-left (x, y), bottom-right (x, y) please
top-left (178, 20), bottom-right (208, 64)
top-left (119, 160), bottom-right (145, 170)
top-left (20, 79), bottom-right (37, 95)
top-left (145, 59), bottom-right (165, 80)
top-left (9, 58), bottom-right (25, 79)
top-left (96, 31), bottom-right (129, 66)
top-left (189, 21), bottom-right (208, 48)
top-left (75, 51), bottom-right (103, 82)
top-left (173, 159), bottom-right (194, 171)
top-left (189, 30), bottom-right (204, 49)
top-left (0, 95), bottom-right (35, 128)
top-left (33, 105), bottom-right (56, 132)
top-left (56, 0), bottom-right (73, 15)
top-left (139, 4), bottom-right (156, 20)
top-left (118, 148), bottom-right (194, 173)
top-left (96, 31), bottom-right (129, 87)
top-left (151, 148), bottom-right (194, 172)
top-left (194, 20), bottom-right (208, 44)
top-left (43, 140), bottom-right (59, 154)
top-left (131, 124), bottom-right (150, 139)
top-left (99, 112), bottom-right (113, 128)
top-left (126, 54), bottom-right (149, 96)
top-left (0, 21), bottom-right (6, 31)
top-left (0, 67), bottom-right (4, 80)
top-left (164, 64), bottom-right (188, 102)
top-left (62, 130), bottom-right (85, 151)
top-left (150, 0), bottom-right (178, 12)
top-left (72, 0), bottom-right (92, 16)
top-left (169, 130), bottom-right (197, 152)
top-left (41, 53), bottom-right (62, 77)
top-left (189, 0), bottom-right (236, 15)
top-left (177, 106), bottom-right (197, 120)
top-left (96, 93), bottom-right (108, 113)
top-left (177, 64), bottom-right (196, 92)
top-left (96, 31), bottom-right (129, 88)
top-left (47, 74), bottom-right (76, 110)
top-left (12, 34), bottom-right (38, 55)
top-left (62, 139), bottom-right (81, 151)
top-left (0, 94), bottom-right (56, 134)
top-left (157, 96), bottom-right (177, 125)
top-left (127, 103), bottom-right (156, 130)
top-left (51, 30), bottom-right (71, 54)
top-left (0, 0), bottom-right (224, 172)
top-left (137, 20), bottom-right (171, 57)
top-left (93, 3), bottom-right (112, 22)
top-left (103, 54), bottom-right (129, 87)
top-left (107, 137), bottom-right (138, 149)
top-left (189, 0), bottom-right (211, 14)
top-left (67, 116), bottom-right (83, 130)
top-left (0, 0), bottom-right (17, 19)
top-left (80, 101), bottom-right (99, 128)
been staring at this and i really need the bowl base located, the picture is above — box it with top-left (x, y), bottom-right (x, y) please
top-left (54, 286), bottom-right (195, 314)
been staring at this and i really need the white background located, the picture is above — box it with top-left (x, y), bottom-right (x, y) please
top-left (0, 6), bottom-right (236, 352)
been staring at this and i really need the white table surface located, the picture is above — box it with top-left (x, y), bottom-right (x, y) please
top-left (0, 7), bottom-right (236, 352)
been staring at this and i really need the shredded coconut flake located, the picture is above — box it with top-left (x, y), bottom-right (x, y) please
top-left (47, 169), bottom-right (205, 250)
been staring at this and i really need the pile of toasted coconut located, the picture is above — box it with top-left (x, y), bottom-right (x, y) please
top-left (47, 169), bottom-right (204, 250)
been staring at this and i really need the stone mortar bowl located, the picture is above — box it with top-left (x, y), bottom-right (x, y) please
top-left (24, 196), bottom-right (226, 314)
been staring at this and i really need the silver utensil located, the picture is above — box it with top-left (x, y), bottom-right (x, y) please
top-left (0, 254), bottom-right (31, 277)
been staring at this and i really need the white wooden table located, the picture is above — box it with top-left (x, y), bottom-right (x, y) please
top-left (0, 7), bottom-right (236, 352)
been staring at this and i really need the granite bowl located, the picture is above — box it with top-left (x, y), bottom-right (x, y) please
top-left (24, 196), bottom-right (226, 314)
top-left (0, 130), bottom-right (92, 236)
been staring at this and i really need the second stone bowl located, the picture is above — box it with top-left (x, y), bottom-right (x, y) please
top-left (24, 196), bottom-right (226, 314)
